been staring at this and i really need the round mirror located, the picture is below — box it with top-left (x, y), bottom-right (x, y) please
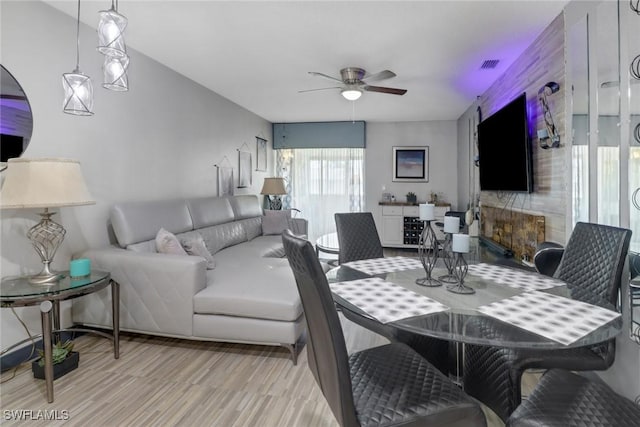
top-left (1, 65), bottom-right (34, 166)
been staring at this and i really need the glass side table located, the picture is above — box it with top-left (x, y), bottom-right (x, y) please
top-left (1, 270), bottom-right (119, 403)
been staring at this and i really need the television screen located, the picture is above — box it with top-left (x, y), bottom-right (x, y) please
top-left (477, 93), bottom-right (533, 193)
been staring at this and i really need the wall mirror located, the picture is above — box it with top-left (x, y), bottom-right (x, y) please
top-left (1, 65), bottom-right (33, 166)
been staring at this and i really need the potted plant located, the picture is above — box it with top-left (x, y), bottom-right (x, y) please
top-left (406, 191), bottom-right (417, 204)
top-left (31, 340), bottom-right (79, 380)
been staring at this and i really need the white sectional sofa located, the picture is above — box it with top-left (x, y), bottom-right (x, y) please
top-left (72, 195), bottom-right (307, 363)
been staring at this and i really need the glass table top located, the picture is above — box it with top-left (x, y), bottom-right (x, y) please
top-left (327, 263), bottom-right (622, 350)
top-left (1, 270), bottom-right (111, 302)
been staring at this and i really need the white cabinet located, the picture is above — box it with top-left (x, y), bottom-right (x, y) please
top-left (380, 204), bottom-right (450, 248)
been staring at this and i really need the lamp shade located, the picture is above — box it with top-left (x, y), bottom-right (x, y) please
top-left (102, 54), bottom-right (129, 91)
top-left (260, 177), bottom-right (287, 195)
top-left (62, 69), bottom-right (94, 116)
top-left (97, 7), bottom-right (128, 58)
top-left (0, 158), bottom-right (95, 209)
top-left (341, 88), bottom-right (362, 101)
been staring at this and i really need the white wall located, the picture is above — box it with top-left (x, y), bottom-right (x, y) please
top-left (0, 1), bottom-right (272, 349)
top-left (364, 121), bottom-right (459, 229)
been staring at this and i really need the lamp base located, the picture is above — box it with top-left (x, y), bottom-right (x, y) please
top-left (268, 196), bottom-right (283, 210)
top-left (26, 209), bottom-right (66, 285)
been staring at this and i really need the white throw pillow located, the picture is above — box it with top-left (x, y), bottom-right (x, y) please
top-left (262, 210), bottom-right (290, 235)
top-left (155, 228), bottom-right (188, 255)
top-left (181, 234), bottom-right (216, 270)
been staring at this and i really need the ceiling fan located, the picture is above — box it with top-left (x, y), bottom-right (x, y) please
top-left (300, 67), bottom-right (407, 100)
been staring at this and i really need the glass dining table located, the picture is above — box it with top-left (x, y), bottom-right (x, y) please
top-left (326, 260), bottom-right (623, 350)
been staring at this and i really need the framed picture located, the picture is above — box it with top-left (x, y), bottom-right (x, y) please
top-left (256, 137), bottom-right (267, 171)
top-left (217, 167), bottom-right (234, 196)
top-left (238, 150), bottom-right (252, 188)
top-left (392, 146), bottom-right (429, 182)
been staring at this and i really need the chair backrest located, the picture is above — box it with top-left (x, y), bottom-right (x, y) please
top-left (282, 230), bottom-right (359, 427)
top-left (334, 212), bottom-right (384, 264)
top-left (555, 222), bottom-right (632, 306)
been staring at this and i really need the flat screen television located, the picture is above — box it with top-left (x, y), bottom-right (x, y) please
top-left (477, 92), bottom-right (533, 193)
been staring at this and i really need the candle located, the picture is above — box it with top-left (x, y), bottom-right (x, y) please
top-left (444, 216), bottom-right (460, 233)
top-left (419, 203), bottom-right (435, 221)
top-left (452, 234), bottom-right (470, 253)
top-left (70, 258), bottom-right (91, 278)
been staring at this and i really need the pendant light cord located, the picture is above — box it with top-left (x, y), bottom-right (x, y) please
top-left (75, 0), bottom-right (81, 70)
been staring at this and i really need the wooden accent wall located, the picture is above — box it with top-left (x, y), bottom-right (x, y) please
top-left (479, 13), bottom-right (566, 247)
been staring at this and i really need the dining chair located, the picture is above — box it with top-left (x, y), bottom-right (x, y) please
top-left (281, 230), bottom-right (487, 427)
top-left (463, 222), bottom-right (632, 422)
top-left (334, 212), bottom-right (384, 264)
top-left (334, 212), bottom-right (450, 375)
top-left (507, 369), bottom-right (640, 427)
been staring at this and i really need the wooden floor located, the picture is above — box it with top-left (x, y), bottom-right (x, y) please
top-left (0, 314), bottom-right (539, 426)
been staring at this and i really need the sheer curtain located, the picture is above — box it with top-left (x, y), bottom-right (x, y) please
top-left (277, 148), bottom-right (364, 242)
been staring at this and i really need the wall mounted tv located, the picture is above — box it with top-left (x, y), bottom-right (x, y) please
top-left (477, 92), bottom-right (533, 193)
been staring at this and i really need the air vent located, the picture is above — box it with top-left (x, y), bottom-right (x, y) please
top-left (480, 59), bottom-right (500, 69)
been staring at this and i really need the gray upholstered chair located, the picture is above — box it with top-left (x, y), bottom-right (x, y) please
top-left (507, 369), bottom-right (640, 427)
top-left (463, 222), bottom-right (632, 422)
top-left (334, 212), bottom-right (384, 264)
top-left (533, 241), bottom-right (564, 277)
top-left (334, 211), bottom-right (450, 375)
top-left (281, 230), bottom-right (487, 427)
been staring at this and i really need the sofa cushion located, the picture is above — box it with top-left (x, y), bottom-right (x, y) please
top-left (197, 222), bottom-right (247, 255)
top-left (194, 257), bottom-right (302, 322)
top-left (156, 228), bottom-right (188, 255)
top-left (262, 210), bottom-right (290, 235)
top-left (111, 199), bottom-right (193, 247)
top-left (187, 197), bottom-right (235, 229)
top-left (181, 234), bottom-right (216, 269)
top-left (238, 217), bottom-right (263, 241)
top-left (228, 195), bottom-right (263, 220)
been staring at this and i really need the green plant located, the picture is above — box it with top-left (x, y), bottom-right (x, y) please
top-left (37, 340), bottom-right (74, 367)
top-left (406, 191), bottom-right (416, 198)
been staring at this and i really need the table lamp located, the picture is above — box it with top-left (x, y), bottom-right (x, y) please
top-left (0, 158), bottom-right (95, 284)
top-left (260, 177), bottom-right (287, 210)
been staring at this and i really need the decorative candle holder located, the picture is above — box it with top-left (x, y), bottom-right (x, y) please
top-left (438, 233), bottom-right (458, 284)
top-left (416, 220), bottom-right (441, 287)
top-left (446, 252), bottom-right (475, 294)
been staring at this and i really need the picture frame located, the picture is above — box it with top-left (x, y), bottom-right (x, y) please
top-left (217, 166), bottom-right (234, 196)
top-left (238, 150), bottom-right (252, 188)
top-left (392, 146), bottom-right (429, 182)
top-left (256, 137), bottom-right (267, 171)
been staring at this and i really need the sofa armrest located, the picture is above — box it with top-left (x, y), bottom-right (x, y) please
top-left (533, 242), bottom-right (564, 277)
top-left (72, 247), bottom-right (207, 337)
top-left (289, 218), bottom-right (308, 236)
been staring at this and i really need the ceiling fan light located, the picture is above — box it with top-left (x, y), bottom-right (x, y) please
top-left (341, 88), bottom-right (362, 101)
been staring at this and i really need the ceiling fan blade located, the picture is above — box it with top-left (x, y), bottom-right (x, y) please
top-left (363, 85), bottom-right (407, 95)
top-left (298, 87), bottom-right (342, 93)
top-left (308, 71), bottom-right (343, 83)
top-left (363, 70), bottom-right (396, 83)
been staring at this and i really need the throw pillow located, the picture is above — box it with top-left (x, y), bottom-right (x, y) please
top-left (155, 228), bottom-right (188, 255)
top-left (262, 210), bottom-right (290, 235)
top-left (181, 234), bottom-right (216, 270)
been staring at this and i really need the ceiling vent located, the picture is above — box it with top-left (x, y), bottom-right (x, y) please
top-left (480, 59), bottom-right (500, 70)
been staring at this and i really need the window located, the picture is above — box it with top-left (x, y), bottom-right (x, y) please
top-left (277, 148), bottom-right (364, 241)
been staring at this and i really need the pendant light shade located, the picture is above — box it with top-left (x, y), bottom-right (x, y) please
top-left (102, 54), bottom-right (129, 91)
top-left (63, 69), bottom-right (94, 115)
top-left (97, 7), bottom-right (128, 58)
top-left (62, 0), bottom-right (93, 116)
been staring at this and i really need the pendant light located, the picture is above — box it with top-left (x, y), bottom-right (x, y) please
top-left (102, 53), bottom-right (129, 91)
top-left (97, 0), bottom-right (128, 58)
top-left (62, 0), bottom-right (94, 116)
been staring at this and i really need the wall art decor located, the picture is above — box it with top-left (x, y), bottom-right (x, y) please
top-left (392, 146), bottom-right (429, 182)
top-left (256, 137), bottom-right (267, 171)
top-left (238, 150), bottom-right (252, 188)
top-left (217, 166), bottom-right (234, 196)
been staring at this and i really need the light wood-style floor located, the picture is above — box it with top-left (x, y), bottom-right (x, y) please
top-left (0, 314), bottom-right (539, 426)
